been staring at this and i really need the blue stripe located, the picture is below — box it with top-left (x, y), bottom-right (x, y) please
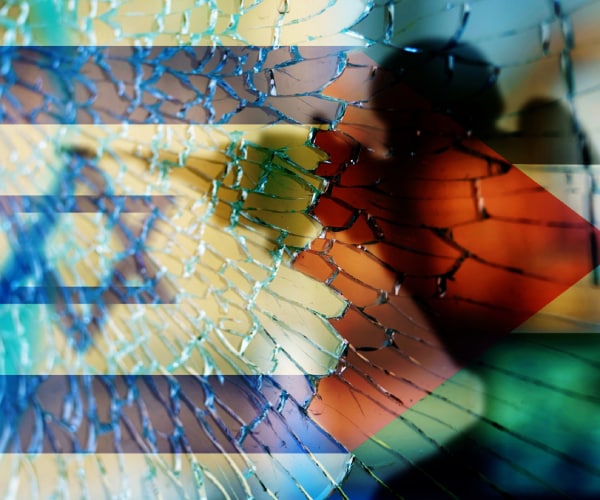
top-left (0, 46), bottom-right (344, 124)
top-left (0, 375), bottom-right (347, 454)
top-left (0, 286), bottom-right (170, 304)
top-left (0, 195), bottom-right (174, 213)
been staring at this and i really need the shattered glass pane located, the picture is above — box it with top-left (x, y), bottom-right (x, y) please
top-left (0, 0), bottom-right (600, 498)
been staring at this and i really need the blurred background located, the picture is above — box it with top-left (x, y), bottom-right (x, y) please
top-left (0, 0), bottom-right (599, 498)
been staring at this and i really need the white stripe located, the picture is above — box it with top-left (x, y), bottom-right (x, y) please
top-left (0, 452), bottom-right (352, 499)
top-left (0, 124), bottom-right (346, 376)
top-left (10, 1), bottom-right (370, 47)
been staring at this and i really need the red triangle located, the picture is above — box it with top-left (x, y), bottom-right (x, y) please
top-left (293, 56), bottom-right (600, 450)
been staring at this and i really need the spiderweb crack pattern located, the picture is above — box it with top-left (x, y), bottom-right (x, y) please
top-left (0, 0), bottom-right (599, 498)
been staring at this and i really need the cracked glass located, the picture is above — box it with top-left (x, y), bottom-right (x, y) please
top-left (0, 1), bottom-right (600, 498)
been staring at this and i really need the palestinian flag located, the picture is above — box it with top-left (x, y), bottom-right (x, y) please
top-left (1, 1), bottom-right (600, 498)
